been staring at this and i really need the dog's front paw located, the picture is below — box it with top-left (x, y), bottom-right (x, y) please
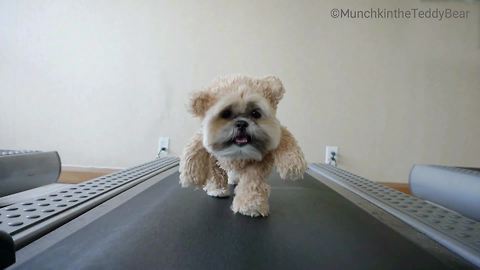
top-left (206, 188), bottom-right (230, 197)
top-left (203, 182), bottom-right (230, 197)
top-left (231, 196), bottom-right (269, 217)
top-left (233, 206), bottom-right (269, 217)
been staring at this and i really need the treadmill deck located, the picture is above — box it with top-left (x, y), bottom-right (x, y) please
top-left (11, 171), bottom-right (458, 269)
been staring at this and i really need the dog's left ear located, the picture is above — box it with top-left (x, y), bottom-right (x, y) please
top-left (261, 76), bottom-right (285, 109)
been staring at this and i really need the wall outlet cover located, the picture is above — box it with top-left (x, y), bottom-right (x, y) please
top-left (325, 146), bottom-right (338, 164)
top-left (158, 137), bottom-right (170, 153)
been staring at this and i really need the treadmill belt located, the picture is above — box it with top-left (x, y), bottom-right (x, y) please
top-left (16, 172), bottom-right (453, 270)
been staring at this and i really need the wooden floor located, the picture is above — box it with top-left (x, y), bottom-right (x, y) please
top-left (380, 182), bottom-right (411, 195)
top-left (59, 167), bottom-right (119, 184)
top-left (60, 168), bottom-right (411, 194)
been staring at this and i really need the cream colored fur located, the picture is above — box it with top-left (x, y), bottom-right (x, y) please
top-left (179, 75), bottom-right (307, 217)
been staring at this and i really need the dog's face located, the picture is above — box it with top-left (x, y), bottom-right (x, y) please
top-left (189, 76), bottom-right (285, 161)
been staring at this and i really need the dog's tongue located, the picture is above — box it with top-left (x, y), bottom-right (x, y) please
top-left (235, 134), bottom-right (248, 144)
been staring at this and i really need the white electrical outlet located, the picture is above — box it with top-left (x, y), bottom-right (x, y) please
top-left (325, 146), bottom-right (338, 164)
top-left (158, 137), bottom-right (170, 156)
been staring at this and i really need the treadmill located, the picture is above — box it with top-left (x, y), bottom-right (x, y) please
top-left (1, 157), bottom-right (479, 269)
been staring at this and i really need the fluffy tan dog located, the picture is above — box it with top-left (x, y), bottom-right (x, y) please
top-left (179, 75), bottom-right (307, 217)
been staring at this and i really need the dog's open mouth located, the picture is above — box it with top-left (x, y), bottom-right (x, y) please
top-left (233, 133), bottom-right (251, 146)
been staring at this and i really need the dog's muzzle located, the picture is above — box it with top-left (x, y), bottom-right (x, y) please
top-left (233, 120), bottom-right (251, 146)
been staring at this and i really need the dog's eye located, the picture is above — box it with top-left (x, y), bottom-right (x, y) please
top-left (220, 109), bottom-right (232, 119)
top-left (251, 109), bottom-right (261, 119)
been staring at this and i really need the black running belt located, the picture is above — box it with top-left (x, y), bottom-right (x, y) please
top-left (15, 172), bottom-right (454, 270)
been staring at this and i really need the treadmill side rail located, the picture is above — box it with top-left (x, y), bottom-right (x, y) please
top-left (0, 157), bottom-right (179, 249)
top-left (309, 163), bottom-right (480, 268)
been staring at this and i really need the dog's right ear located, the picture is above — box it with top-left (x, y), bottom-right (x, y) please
top-left (189, 90), bottom-right (216, 118)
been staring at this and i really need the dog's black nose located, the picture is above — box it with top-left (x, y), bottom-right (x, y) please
top-left (235, 120), bottom-right (249, 129)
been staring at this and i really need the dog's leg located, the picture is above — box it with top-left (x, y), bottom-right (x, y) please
top-left (231, 169), bottom-right (270, 217)
top-left (203, 157), bottom-right (229, 197)
top-left (274, 127), bottom-right (307, 180)
top-left (227, 171), bottom-right (239, 185)
top-left (179, 133), bottom-right (210, 188)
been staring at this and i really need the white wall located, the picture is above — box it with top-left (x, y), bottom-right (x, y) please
top-left (1, 0), bottom-right (479, 182)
